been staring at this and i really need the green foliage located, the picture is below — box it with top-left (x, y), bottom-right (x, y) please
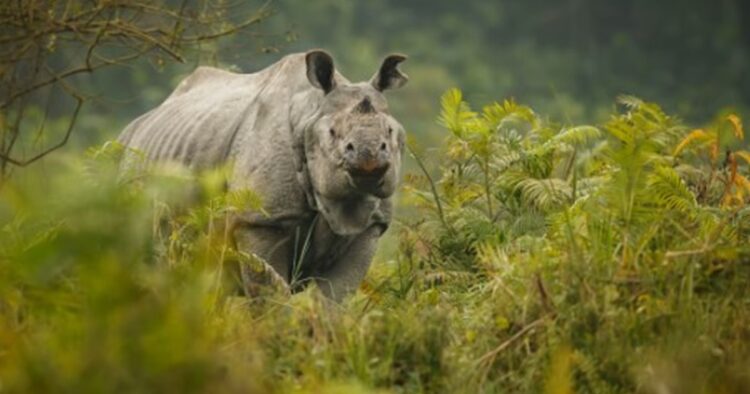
top-left (0, 146), bottom-right (264, 392)
top-left (401, 89), bottom-right (750, 392)
top-left (2, 93), bottom-right (750, 393)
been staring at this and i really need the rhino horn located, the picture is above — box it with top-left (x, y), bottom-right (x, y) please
top-left (353, 96), bottom-right (376, 114)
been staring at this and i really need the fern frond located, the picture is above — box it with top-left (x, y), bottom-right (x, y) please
top-left (673, 129), bottom-right (713, 156)
top-left (554, 125), bottom-right (602, 146)
top-left (638, 101), bottom-right (672, 127)
top-left (489, 150), bottom-right (521, 172)
top-left (727, 114), bottom-right (744, 140)
top-left (734, 150), bottom-right (750, 166)
top-left (482, 99), bottom-right (536, 129)
top-left (648, 166), bottom-right (696, 212)
top-left (604, 120), bottom-right (634, 145)
top-left (439, 88), bottom-right (477, 138)
top-left (515, 178), bottom-right (571, 209)
top-left (536, 125), bottom-right (601, 155)
top-left (616, 95), bottom-right (644, 110)
top-left (736, 174), bottom-right (750, 196)
top-left (495, 170), bottom-right (528, 190)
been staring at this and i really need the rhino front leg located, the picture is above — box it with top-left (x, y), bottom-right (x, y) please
top-left (234, 225), bottom-right (292, 298)
top-left (315, 225), bottom-right (383, 302)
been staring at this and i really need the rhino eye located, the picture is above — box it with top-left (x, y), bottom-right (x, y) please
top-left (388, 127), bottom-right (393, 137)
top-left (329, 128), bottom-right (336, 138)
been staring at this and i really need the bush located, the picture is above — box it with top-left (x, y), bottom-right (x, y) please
top-left (1, 92), bottom-right (749, 393)
top-left (401, 90), bottom-right (750, 392)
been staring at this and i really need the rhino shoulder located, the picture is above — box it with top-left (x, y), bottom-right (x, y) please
top-left (167, 66), bottom-right (240, 100)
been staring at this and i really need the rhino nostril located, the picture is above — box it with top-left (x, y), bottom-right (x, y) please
top-left (380, 142), bottom-right (387, 151)
top-left (345, 143), bottom-right (355, 152)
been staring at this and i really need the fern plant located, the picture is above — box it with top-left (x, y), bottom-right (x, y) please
top-left (409, 89), bottom-right (603, 272)
top-left (673, 113), bottom-right (750, 207)
top-left (399, 89), bottom-right (750, 393)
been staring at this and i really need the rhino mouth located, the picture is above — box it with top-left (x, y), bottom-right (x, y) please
top-left (347, 164), bottom-right (389, 179)
top-left (345, 167), bottom-right (388, 193)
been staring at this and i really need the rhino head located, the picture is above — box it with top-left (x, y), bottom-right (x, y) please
top-left (302, 50), bottom-right (407, 234)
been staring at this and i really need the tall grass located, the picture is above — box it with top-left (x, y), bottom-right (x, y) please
top-left (1, 92), bottom-right (748, 393)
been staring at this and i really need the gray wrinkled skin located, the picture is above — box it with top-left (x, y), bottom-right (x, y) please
top-left (118, 50), bottom-right (408, 301)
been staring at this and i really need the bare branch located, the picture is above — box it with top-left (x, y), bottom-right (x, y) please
top-left (1, 48), bottom-right (151, 109)
top-left (0, 95), bottom-right (83, 167)
top-left (0, 0), bottom-right (273, 176)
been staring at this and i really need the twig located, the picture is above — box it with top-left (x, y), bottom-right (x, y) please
top-left (476, 318), bottom-right (546, 366)
top-left (407, 143), bottom-right (453, 233)
top-left (664, 207), bottom-right (737, 259)
top-left (1, 42), bottom-right (151, 111)
top-left (535, 273), bottom-right (556, 316)
top-left (181, 5), bottom-right (272, 42)
top-left (0, 95), bottom-right (83, 167)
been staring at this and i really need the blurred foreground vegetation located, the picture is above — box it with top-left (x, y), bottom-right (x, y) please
top-left (1, 91), bottom-right (749, 393)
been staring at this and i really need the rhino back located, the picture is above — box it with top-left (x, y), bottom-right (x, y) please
top-left (118, 55), bottom-right (306, 169)
top-left (118, 53), bottom-right (332, 221)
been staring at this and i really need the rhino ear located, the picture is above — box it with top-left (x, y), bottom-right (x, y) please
top-left (306, 50), bottom-right (337, 94)
top-left (370, 54), bottom-right (408, 92)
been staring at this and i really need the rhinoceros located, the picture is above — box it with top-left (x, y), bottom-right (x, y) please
top-left (117, 50), bottom-right (408, 301)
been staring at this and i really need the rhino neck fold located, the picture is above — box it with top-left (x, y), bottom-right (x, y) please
top-left (313, 193), bottom-right (384, 236)
top-left (290, 97), bottom-right (323, 215)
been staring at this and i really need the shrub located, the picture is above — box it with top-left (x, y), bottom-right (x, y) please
top-left (1, 92), bottom-right (748, 393)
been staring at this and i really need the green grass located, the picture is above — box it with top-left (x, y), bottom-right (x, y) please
top-left (1, 92), bottom-right (749, 393)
